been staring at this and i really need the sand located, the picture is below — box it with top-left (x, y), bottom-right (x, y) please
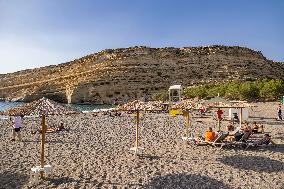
top-left (0, 102), bottom-right (283, 189)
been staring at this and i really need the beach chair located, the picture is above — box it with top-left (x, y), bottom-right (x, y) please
top-left (193, 132), bottom-right (229, 147)
top-left (238, 132), bottom-right (251, 142)
top-left (206, 132), bottom-right (229, 147)
top-left (229, 126), bottom-right (241, 136)
top-left (220, 132), bottom-right (253, 149)
top-left (245, 137), bottom-right (277, 150)
top-left (230, 132), bottom-right (252, 148)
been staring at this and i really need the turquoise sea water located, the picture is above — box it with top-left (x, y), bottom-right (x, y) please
top-left (0, 102), bottom-right (115, 112)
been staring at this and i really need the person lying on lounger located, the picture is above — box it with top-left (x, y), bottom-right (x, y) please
top-left (234, 123), bottom-right (252, 141)
top-left (192, 127), bottom-right (217, 144)
top-left (253, 134), bottom-right (276, 146)
top-left (204, 127), bottom-right (217, 142)
top-left (32, 122), bottom-right (66, 134)
top-left (252, 122), bottom-right (259, 133)
top-left (226, 121), bottom-right (234, 132)
top-left (245, 133), bottom-right (276, 149)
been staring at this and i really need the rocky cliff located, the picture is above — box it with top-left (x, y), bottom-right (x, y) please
top-left (0, 45), bottom-right (283, 104)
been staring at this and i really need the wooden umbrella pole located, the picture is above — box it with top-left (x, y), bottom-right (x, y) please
top-left (217, 119), bottom-right (221, 132)
top-left (135, 110), bottom-right (139, 152)
top-left (40, 114), bottom-right (46, 179)
top-left (186, 112), bottom-right (189, 138)
top-left (240, 108), bottom-right (243, 128)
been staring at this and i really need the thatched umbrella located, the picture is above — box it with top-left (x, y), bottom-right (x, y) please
top-left (204, 96), bottom-right (232, 108)
top-left (203, 97), bottom-right (233, 131)
top-left (171, 100), bottom-right (194, 140)
top-left (4, 97), bottom-right (76, 116)
top-left (4, 97), bottom-right (77, 179)
top-left (204, 97), bottom-right (256, 130)
top-left (116, 100), bottom-right (165, 155)
top-left (116, 100), bottom-right (164, 112)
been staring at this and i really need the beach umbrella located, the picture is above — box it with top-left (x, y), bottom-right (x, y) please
top-left (117, 100), bottom-right (144, 155)
top-left (116, 100), bottom-right (166, 155)
top-left (116, 100), bottom-right (164, 111)
top-left (171, 99), bottom-right (204, 141)
top-left (204, 96), bottom-right (232, 108)
top-left (203, 97), bottom-right (233, 131)
top-left (4, 97), bottom-right (76, 116)
top-left (4, 97), bottom-right (77, 179)
top-left (171, 99), bottom-right (195, 111)
top-left (171, 100), bottom-right (195, 140)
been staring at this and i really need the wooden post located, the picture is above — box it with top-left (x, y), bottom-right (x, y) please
top-left (169, 90), bottom-right (172, 108)
top-left (40, 114), bottom-right (46, 179)
top-left (182, 111), bottom-right (191, 141)
top-left (185, 112), bottom-right (190, 138)
top-left (135, 110), bottom-right (139, 154)
top-left (217, 108), bottom-right (221, 131)
top-left (239, 108), bottom-right (243, 128)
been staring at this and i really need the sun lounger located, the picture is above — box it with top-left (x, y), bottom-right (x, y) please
top-left (245, 138), bottom-right (277, 149)
top-left (220, 132), bottom-right (252, 149)
top-left (194, 132), bottom-right (229, 147)
top-left (238, 132), bottom-right (251, 142)
top-left (228, 126), bottom-right (241, 136)
top-left (207, 132), bottom-right (229, 147)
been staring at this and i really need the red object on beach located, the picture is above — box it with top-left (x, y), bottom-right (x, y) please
top-left (216, 109), bottom-right (223, 120)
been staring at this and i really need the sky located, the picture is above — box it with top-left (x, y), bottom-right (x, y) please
top-left (0, 0), bottom-right (283, 74)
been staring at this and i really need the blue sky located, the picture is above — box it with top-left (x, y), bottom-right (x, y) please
top-left (0, 0), bottom-right (283, 74)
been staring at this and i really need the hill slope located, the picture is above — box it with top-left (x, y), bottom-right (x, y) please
top-left (0, 45), bottom-right (283, 104)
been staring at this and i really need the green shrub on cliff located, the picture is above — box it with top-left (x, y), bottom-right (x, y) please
top-left (259, 79), bottom-right (284, 100)
top-left (184, 79), bottom-right (284, 101)
top-left (151, 79), bottom-right (284, 102)
top-left (152, 90), bottom-right (168, 101)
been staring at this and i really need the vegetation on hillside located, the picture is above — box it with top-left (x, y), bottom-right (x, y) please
top-left (152, 79), bottom-right (284, 101)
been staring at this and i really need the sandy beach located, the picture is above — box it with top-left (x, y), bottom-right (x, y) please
top-left (0, 102), bottom-right (283, 189)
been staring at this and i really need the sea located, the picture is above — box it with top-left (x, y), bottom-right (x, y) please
top-left (0, 101), bottom-right (115, 112)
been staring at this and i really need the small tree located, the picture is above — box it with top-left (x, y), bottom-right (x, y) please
top-left (260, 79), bottom-right (284, 100)
top-left (238, 82), bottom-right (259, 100)
top-left (152, 91), bottom-right (168, 101)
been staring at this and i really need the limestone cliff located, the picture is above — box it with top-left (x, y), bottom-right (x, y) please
top-left (0, 45), bottom-right (283, 104)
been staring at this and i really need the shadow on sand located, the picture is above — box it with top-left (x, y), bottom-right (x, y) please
top-left (218, 155), bottom-right (284, 173)
top-left (0, 171), bottom-right (29, 189)
top-left (248, 144), bottom-right (284, 154)
top-left (144, 173), bottom-right (230, 189)
top-left (47, 176), bottom-right (78, 187)
top-left (47, 177), bottom-right (143, 188)
top-left (138, 154), bottom-right (161, 161)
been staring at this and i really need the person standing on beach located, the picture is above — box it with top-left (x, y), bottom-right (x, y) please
top-left (277, 104), bottom-right (282, 120)
top-left (11, 115), bottom-right (23, 141)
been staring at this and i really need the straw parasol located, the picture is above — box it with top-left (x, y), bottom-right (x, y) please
top-left (116, 100), bottom-right (166, 155)
top-left (203, 97), bottom-right (233, 131)
top-left (4, 97), bottom-right (76, 116)
top-left (204, 96), bottom-right (232, 108)
top-left (116, 100), bottom-right (165, 111)
top-left (171, 99), bottom-right (196, 110)
top-left (4, 97), bottom-right (77, 179)
top-left (204, 97), bottom-right (256, 131)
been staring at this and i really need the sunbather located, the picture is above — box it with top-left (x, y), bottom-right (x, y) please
top-left (226, 121), bottom-right (234, 131)
top-left (249, 134), bottom-right (276, 147)
top-left (204, 127), bottom-right (217, 142)
top-left (235, 124), bottom-right (252, 141)
top-left (32, 122), bottom-right (66, 134)
top-left (252, 122), bottom-right (259, 133)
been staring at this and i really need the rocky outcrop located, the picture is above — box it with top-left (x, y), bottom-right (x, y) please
top-left (0, 45), bottom-right (283, 104)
